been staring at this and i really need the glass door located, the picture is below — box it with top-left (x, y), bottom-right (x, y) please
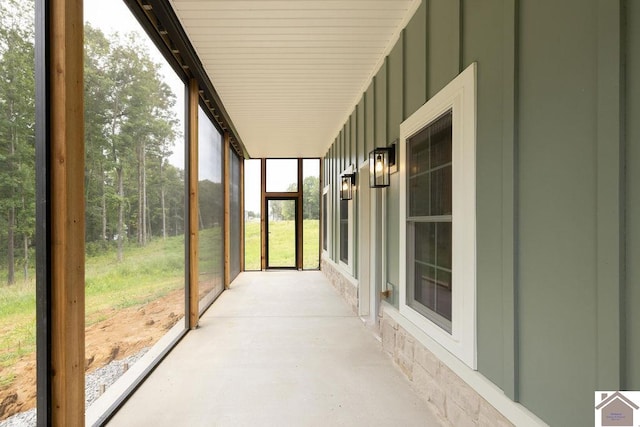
top-left (266, 198), bottom-right (298, 268)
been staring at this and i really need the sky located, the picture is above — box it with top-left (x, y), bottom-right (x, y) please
top-left (84, 0), bottom-right (186, 168)
top-left (83, 1), bottom-right (320, 213)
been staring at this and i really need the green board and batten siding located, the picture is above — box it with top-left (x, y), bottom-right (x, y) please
top-left (322, 0), bottom-right (636, 425)
top-left (518, 2), bottom-right (600, 425)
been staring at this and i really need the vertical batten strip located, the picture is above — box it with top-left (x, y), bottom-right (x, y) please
top-left (596, 0), bottom-right (623, 390)
top-left (502, 0), bottom-right (519, 401)
top-left (224, 132), bottom-right (231, 287)
top-left (456, 0), bottom-right (463, 73)
top-left (49, 0), bottom-right (85, 424)
top-left (188, 79), bottom-right (199, 329)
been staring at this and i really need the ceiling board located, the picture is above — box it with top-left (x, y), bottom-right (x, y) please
top-left (169, 0), bottom-right (420, 158)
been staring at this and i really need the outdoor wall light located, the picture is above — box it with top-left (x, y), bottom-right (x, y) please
top-left (369, 145), bottom-right (396, 188)
top-left (340, 173), bottom-right (356, 200)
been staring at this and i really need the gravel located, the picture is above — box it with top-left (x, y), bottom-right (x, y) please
top-left (0, 348), bottom-right (149, 427)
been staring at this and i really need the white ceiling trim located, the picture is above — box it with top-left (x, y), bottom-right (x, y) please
top-left (168, 0), bottom-right (422, 159)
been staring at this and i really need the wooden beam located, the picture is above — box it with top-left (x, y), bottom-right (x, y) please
top-left (224, 132), bottom-right (231, 288)
top-left (50, 0), bottom-right (85, 424)
top-left (297, 158), bottom-right (304, 269)
top-left (240, 157), bottom-right (245, 271)
top-left (261, 158), bottom-right (267, 270)
top-left (188, 79), bottom-right (199, 329)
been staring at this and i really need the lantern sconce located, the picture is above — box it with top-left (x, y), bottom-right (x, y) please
top-left (369, 143), bottom-right (396, 188)
top-left (340, 173), bottom-right (356, 200)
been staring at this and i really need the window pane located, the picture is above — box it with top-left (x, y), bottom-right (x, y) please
top-left (84, 0), bottom-right (186, 413)
top-left (408, 110), bottom-right (452, 218)
top-left (430, 166), bottom-right (452, 216)
top-left (198, 107), bottom-right (224, 308)
top-left (409, 221), bottom-right (452, 327)
top-left (436, 222), bottom-right (452, 270)
top-left (409, 172), bottom-right (430, 217)
top-left (243, 159), bottom-right (261, 270)
top-left (230, 150), bottom-right (241, 280)
top-left (266, 159), bottom-right (297, 192)
top-left (408, 128), bottom-right (431, 176)
top-left (415, 222), bottom-right (436, 266)
top-left (407, 111), bottom-right (453, 332)
top-left (303, 159), bottom-right (320, 269)
top-left (414, 264), bottom-right (436, 311)
top-left (429, 114), bottom-right (452, 168)
top-left (435, 269), bottom-right (452, 319)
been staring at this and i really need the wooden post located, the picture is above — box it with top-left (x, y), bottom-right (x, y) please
top-left (260, 158), bottom-right (267, 270)
top-left (188, 79), bottom-right (199, 329)
top-left (224, 132), bottom-right (231, 288)
top-left (297, 158), bottom-right (304, 269)
top-left (50, 0), bottom-right (85, 424)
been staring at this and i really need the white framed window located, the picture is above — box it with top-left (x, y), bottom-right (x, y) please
top-left (322, 185), bottom-right (331, 257)
top-left (399, 63), bottom-right (477, 369)
top-left (339, 166), bottom-right (355, 274)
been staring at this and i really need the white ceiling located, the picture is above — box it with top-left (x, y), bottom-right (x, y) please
top-left (168, 0), bottom-right (420, 158)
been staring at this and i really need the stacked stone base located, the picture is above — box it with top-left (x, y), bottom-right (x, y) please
top-left (380, 312), bottom-right (513, 427)
top-left (320, 262), bottom-right (514, 427)
top-left (321, 258), bottom-right (358, 313)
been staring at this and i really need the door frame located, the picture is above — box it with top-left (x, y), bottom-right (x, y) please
top-left (265, 196), bottom-right (299, 269)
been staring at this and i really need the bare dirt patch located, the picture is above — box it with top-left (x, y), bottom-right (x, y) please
top-left (0, 288), bottom-right (184, 421)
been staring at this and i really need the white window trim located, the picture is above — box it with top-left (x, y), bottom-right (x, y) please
top-left (399, 62), bottom-right (477, 369)
top-left (339, 165), bottom-right (355, 275)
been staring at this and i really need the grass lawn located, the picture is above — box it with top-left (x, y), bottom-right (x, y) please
top-left (0, 234), bottom-right (186, 389)
top-left (0, 278), bottom-right (36, 387)
top-left (84, 236), bottom-right (185, 323)
top-left (244, 219), bottom-right (319, 270)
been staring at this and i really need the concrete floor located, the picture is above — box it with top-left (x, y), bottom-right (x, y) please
top-left (108, 271), bottom-right (446, 427)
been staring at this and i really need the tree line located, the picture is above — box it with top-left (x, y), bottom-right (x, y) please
top-left (0, 0), bottom-right (186, 284)
top-left (268, 176), bottom-right (320, 221)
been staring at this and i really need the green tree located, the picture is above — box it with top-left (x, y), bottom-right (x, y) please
top-left (83, 28), bottom-right (181, 259)
top-left (0, 0), bottom-right (35, 284)
top-left (277, 176), bottom-right (319, 221)
top-left (302, 176), bottom-right (319, 220)
top-left (269, 199), bottom-right (285, 221)
top-left (84, 24), bottom-right (115, 245)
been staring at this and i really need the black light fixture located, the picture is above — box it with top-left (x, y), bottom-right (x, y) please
top-left (369, 144), bottom-right (396, 188)
top-left (340, 173), bottom-right (356, 200)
